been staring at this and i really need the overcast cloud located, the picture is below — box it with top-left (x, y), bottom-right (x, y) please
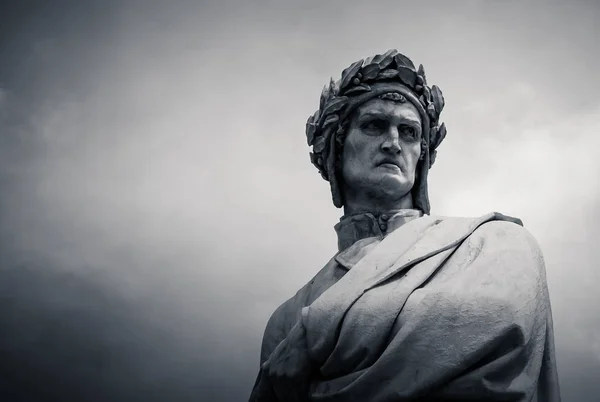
top-left (0, 1), bottom-right (599, 401)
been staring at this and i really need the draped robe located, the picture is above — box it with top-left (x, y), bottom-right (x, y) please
top-left (249, 210), bottom-right (561, 401)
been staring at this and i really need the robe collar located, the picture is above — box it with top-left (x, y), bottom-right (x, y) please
top-left (334, 209), bottom-right (424, 270)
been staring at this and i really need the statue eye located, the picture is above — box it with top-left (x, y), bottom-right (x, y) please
top-left (362, 119), bottom-right (387, 131)
top-left (400, 125), bottom-right (418, 138)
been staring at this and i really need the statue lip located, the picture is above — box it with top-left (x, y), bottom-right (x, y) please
top-left (377, 157), bottom-right (402, 170)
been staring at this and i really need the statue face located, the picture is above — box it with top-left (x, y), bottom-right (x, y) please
top-left (341, 98), bottom-right (422, 204)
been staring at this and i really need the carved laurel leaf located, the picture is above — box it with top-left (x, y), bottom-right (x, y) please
top-left (396, 66), bottom-right (417, 87)
top-left (340, 60), bottom-right (364, 90)
top-left (329, 77), bottom-right (337, 94)
top-left (429, 149), bottom-right (437, 168)
top-left (394, 53), bottom-right (416, 70)
top-left (313, 110), bottom-right (321, 122)
top-left (427, 103), bottom-right (437, 119)
top-left (423, 85), bottom-right (432, 103)
top-left (378, 49), bottom-right (398, 69)
top-left (344, 84), bottom-right (371, 95)
top-left (306, 112), bottom-right (319, 145)
top-left (322, 114), bottom-right (340, 128)
top-left (309, 110), bottom-right (320, 127)
top-left (429, 126), bottom-right (439, 149)
top-left (431, 85), bottom-right (445, 113)
top-left (371, 53), bottom-right (384, 65)
top-left (361, 64), bottom-right (381, 80)
top-left (319, 85), bottom-right (330, 110)
top-left (437, 122), bottom-right (447, 147)
top-left (417, 64), bottom-right (427, 85)
top-left (306, 122), bottom-right (316, 145)
top-left (321, 96), bottom-right (348, 117)
top-left (313, 136), bottom-right (326, 153)
top-left (376, 69), bottom-right (399, 79)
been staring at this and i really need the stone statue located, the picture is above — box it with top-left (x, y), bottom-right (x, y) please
top-left (249, 50), bottom-right (561, 402)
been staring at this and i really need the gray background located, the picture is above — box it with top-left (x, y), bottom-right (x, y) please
top-left (1, 0), bottom-right (598, 401)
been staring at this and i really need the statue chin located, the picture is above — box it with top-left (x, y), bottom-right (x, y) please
top-left (340, 172), bottom-right (414, 211)
top-left (372, 173), bottom-right (414, 199)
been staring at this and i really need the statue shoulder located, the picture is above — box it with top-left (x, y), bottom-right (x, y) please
top-left (465, 214), bottom-right (546, 278)
top-left (476, 216), bottom-right (541, 252)
top-left (425, 211), bottom-right (544, 262)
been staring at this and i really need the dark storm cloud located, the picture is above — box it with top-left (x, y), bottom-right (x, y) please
top-left (0, 1), bottom-right (599, 401)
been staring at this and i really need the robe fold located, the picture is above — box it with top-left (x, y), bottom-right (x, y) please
top-left (249, 211), bottom-right (560, 401)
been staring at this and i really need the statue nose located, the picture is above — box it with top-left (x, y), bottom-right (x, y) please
top-left (381, 128), bottom-right (402, 153)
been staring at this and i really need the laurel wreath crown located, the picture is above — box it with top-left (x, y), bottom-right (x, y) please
top-left (306, 49), bottom-right (447, 179)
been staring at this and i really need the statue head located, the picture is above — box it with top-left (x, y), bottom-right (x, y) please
top-left (306, 50), bottom-right (447, 215)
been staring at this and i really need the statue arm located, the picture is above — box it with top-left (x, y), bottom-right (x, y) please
top-left (249, 303), bottom-right (290, 401)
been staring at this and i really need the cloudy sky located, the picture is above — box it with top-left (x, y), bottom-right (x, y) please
top-left (1, 1), bottom-right (599, 400)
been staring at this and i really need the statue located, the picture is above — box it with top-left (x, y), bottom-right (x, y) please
top-left (249, 50), bottom-right (561, 401)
